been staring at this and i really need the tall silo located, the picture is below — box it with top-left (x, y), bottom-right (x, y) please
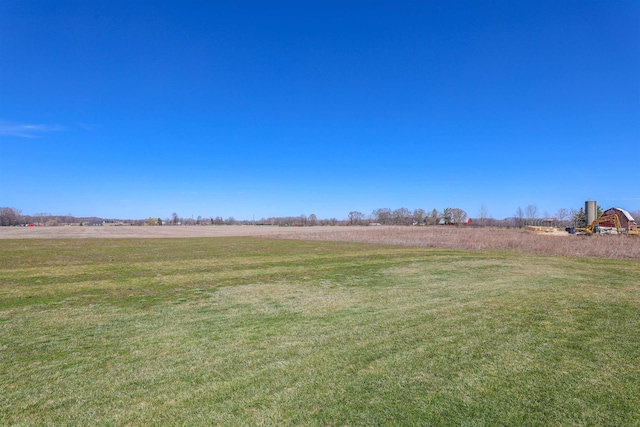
top-left (585, 200), bottom-right (597, 226)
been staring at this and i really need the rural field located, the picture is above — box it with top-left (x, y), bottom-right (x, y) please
top-left (1, 227), bottom-right (639, 425)
top-left (2, 224), bottom-right (639, 260)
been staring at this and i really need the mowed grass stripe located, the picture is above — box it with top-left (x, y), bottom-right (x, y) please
top-left (1, 237), bottom-right (639, 426)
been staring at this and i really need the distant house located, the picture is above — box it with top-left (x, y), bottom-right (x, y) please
top-left (600, 207), bottom-right (636, 231)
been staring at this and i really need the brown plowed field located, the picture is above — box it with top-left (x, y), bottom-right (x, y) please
top-left (0, 225), bottom-right (327, 239)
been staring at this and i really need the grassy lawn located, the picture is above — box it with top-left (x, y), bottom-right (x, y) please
top-left (1, 237), bottom-right (639, 426)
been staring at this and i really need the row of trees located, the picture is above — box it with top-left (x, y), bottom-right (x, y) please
top-left (0, 207), bottom-right (22, 226)
top-left (139, 213), bottom-right (338, 227)
top-left (164, 213), bottom-right (341, 227)
top-left (350, 207), bottom-right (469, 226)
top-left (0, 208), bottom-right (103, 227)
top-left (513, 205), bottom-right (606, 229)
top-left (3, 206), bottom-right (639, 229)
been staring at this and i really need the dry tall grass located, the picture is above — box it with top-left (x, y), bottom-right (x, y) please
top-left (1, 224), bottom-right (638, 259)
top-left (270, 226), bottom-right (640, 260)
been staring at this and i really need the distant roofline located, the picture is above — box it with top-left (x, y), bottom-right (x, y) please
top-left (606, 207), bottom-right (634, 222)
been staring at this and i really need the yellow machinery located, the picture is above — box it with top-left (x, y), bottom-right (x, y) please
top-left (572, 212), bottom-right (638, 236)
top-left (576, 214), bottom-right (622, 235)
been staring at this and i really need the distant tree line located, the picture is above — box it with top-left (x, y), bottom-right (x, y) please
top-left (362, 207), bottom-right (469, 226)
top-left (0, 207), bottom-right (22, 226)
top-left (153, 213), bottom-right (338, 227)
top-left (2, 205), bottom-right (639, 229)
top-left (0, 208), bottom-right (103, 227)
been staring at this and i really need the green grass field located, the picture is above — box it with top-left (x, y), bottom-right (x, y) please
top-left (1, 237), bottom-right (639, 426)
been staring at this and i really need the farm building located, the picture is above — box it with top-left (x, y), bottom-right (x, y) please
top-left (600, 207), bottom-right (636, 231)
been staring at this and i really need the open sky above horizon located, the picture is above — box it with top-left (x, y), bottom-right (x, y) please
top-left (1, 1), bottom-right (638, 221)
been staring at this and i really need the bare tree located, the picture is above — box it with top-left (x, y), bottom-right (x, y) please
top-left (478, 204), bottom-right (489, 227)
top-left (393, 207), bottom-right (411, 225)
top-left (348, 211), bottom-right (364, 225)
top-left (0, 207), bottom-right (22, 226)
top-left (525, 205), bottom-right (538, 220)
top-left (429, 208), bottom-right (439, 226)
top-left (556, 208), bottom-right (569, 226)
top-left (449, 208), bottom-right (468, 226)
top-left (372, 208), bottom-right (392, 225)
top-left (412, 208), bottom-right (425, 225)
top-left (33, 212), bottom-right (50, 225)
top-left (308, 214), bottom-right (317, 226)
top-left (515, 207), bottom-right (524, 228)
top-left (443, 208), bottom-right (452, 225)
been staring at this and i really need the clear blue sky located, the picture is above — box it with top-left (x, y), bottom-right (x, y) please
top-left (1, 1), bottom-right (638, 220)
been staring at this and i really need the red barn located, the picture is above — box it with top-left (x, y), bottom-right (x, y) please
top-left (600, 207), bottom-right (636, 232)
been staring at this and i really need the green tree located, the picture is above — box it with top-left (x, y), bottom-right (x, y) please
top-left (572, 208), bottom-right (586, 228)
